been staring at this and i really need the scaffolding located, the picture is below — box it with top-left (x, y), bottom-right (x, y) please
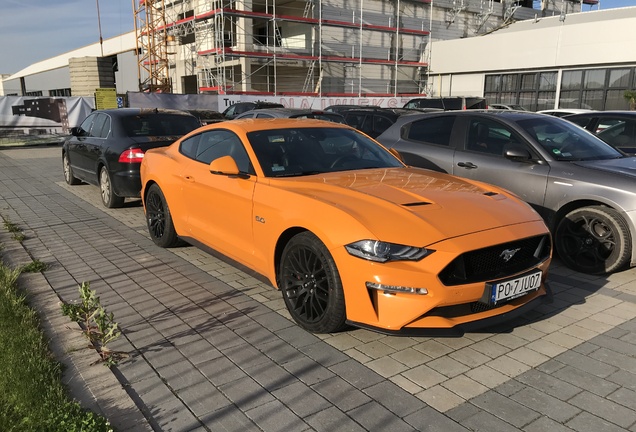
top-left (136, 0), bottom-right (432, 96)
top-left (133, 0), bottom-right (173, 93)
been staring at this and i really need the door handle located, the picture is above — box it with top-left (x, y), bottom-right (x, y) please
top-left (457, 162), bottom-right (478, 169)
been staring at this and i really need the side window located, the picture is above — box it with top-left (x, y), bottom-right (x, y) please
top-left (235, 104), bottom-right (253, 115)
top-left (91, 114), bottom-right (109, 138)
top-left (78, 114), bottom-right (96, 137)
top-left (565, 116), bottom-right (590, 128)
top-left (404, 116), bottom-right (455, 146)
top-left (466, 118), bottom-right (522, 156)
top-left (180, 134), bottom-right (202, 159)
top-left (255, 113), bottom-right (275, 118)
top-left (195, 130), bottom-right (252, 173)
top-left (344, 113), bottom-right (365, 130)
top-left (373, 115), bottom-right (394, 135)
top-left (224, 105), bottom-right (236, 118)
top-left (358, 115), bottom-right (373, 135)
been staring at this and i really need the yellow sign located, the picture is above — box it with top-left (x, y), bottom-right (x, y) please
top-left (95, 88), bottom-right (118, 110)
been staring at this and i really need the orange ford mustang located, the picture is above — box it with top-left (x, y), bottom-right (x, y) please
top-left (140, 118), bottom-right (552, 335)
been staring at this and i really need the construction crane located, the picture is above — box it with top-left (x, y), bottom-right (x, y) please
top-left (133, 0), bottom-right (172, 93)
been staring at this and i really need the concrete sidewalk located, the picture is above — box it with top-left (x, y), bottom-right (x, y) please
top-left (1, 145), bottom-right (635, 432)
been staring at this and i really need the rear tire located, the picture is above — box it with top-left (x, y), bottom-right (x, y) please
top-left (63, 152), bottom-right (81, 185)
top-left (145, 184), bottom-right (180, 248)
top-left (555, 206), bottom-right (631, 274)
top-left (99, 166), bottom-right (125, 208)
top-left (279, 232), bottom-right (347, 333)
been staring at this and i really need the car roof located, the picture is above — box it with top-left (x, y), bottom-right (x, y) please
top-left (565, 110), bottom-right (636, 117)
top-left (379, 109), bottom-right (552, 131)
top-left (94, 108), bottom-right (196, 118)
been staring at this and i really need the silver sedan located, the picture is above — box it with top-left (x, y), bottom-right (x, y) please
top-left (377, 110), bottom-right (636, 275)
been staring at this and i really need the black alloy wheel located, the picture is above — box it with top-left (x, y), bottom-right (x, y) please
top-left (555, 205), bottom-right (631, 274)
top-left (145, 183), bottom-right (180, 248)
top-left (279, 232), bottom-right (347, 333)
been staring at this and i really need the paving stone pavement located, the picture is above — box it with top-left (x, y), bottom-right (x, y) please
top-left (0, 145), bottom-right (635, 432)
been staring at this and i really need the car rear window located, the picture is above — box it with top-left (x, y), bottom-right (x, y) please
top-left (122, 113), bottom-right (201, 137)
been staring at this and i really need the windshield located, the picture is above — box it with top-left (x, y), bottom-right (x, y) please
top-left (247, 127), bottom-right (404, 177)
top-left (516, 117), bottom-right (623, 161)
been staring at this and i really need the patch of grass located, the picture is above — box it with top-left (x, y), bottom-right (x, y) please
top-left (0, 259), bottom-right (114, 431)
top-left (20, 260), bottom-right (48, 273)
top-left (2, 217), bottom-right (26, 243)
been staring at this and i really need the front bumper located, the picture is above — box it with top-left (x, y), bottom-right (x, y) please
top-left (347, 281), bottom-right (552, 336)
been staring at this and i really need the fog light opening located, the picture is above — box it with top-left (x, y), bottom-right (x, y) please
top-left (366, 281), bottom-right (428, 295)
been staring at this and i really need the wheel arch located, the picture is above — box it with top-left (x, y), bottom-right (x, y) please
top-left (273, 227), bottom-right (309, 288)
top-left (141, 179), bottom-right (158, 207)
top-left (554, 198), bottom-right (636, 268)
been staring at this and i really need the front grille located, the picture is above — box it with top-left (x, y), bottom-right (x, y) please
top-left (439, 234), bottom-right (551, 286)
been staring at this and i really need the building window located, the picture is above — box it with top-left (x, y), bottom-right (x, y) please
top-left (583, 69), bottom-right (606, 89)
top-left (561, 70), bottom-right (583, 90)
top-left (25, 91), bottom-right (43, 96)
top-left (49, 88), bottom-right (72, 96)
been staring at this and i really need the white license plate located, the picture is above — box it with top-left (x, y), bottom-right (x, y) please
top-left (488, 271), bottom-right (542, 304)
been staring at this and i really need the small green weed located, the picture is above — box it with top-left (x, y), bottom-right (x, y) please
top-left (20, 260), bottom-right (48, 273)
top-left (61, 282), bottom-right (127, 367)
top-left (2, 216), bottom-right (26, 242)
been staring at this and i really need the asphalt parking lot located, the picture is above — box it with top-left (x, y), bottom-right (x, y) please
top-left (1, 145), bottom-right (635, 432)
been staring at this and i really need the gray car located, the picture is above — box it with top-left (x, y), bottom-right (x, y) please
top-left (376, 110), bottom-right (636, 275)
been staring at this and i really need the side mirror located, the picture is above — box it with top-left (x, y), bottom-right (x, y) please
top-left (209, 155), bottom-right (248, 178)
top-left (504, 145), bottom-right (532, 161)
top-left (71, 126), bottom-right (82, 137)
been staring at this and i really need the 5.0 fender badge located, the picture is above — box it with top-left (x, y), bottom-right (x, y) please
top-left (255, 216), bottom-right (265, 224)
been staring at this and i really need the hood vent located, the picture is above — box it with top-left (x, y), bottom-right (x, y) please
top-left (402, 202), bottom-right (431, 207)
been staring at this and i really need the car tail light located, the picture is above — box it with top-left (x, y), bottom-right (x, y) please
top-left (119, 148), bottom-right (145, 163)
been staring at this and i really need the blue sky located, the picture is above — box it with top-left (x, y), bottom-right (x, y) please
top-left (0, 0), bottom-right (633, 75)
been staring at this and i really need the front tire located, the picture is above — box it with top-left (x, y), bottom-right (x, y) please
top-left (555, 206), bottom-right (631, 274)
top-left (63, 152), bottom-right (81, 185)
top-left (279, 232), bottom-right (347, 333)
top-left (145, 184), bottom-right (180, 248)
top-left (99, 166), bottom-right (125, 208)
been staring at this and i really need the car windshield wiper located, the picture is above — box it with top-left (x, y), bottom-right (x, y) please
top-left (273, 170), bottom-right (323, 177)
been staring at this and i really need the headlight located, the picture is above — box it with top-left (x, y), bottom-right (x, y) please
top-left (345, 240), bottom-right (434, 262)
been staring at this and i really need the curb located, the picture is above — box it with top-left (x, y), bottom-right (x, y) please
top-left (0, 229), bottom-right (153, 432)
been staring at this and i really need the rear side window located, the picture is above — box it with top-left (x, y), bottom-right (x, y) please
top-left (403, 116), bottom-right (455, 146)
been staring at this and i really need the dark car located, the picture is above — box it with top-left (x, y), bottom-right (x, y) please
top-left (376, 110), bottom-right (636, 275)
top-left (342, 108), bottom-right (421, 138)
top-left (564, 111), bottom-right (636, 154)
top-left (62, 108), bottom-right (201, 208)
top-left (222, 101), bottom-right (284, 119)
top-left (234, 107), bottom-right (346, 123)
top-left (403, 97), bottom-right (488, 111)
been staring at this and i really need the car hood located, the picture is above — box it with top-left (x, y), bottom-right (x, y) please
top-left (572, 157), bottom-right (636, 178)
top-left (275, 168), bottom-right (544, 245)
